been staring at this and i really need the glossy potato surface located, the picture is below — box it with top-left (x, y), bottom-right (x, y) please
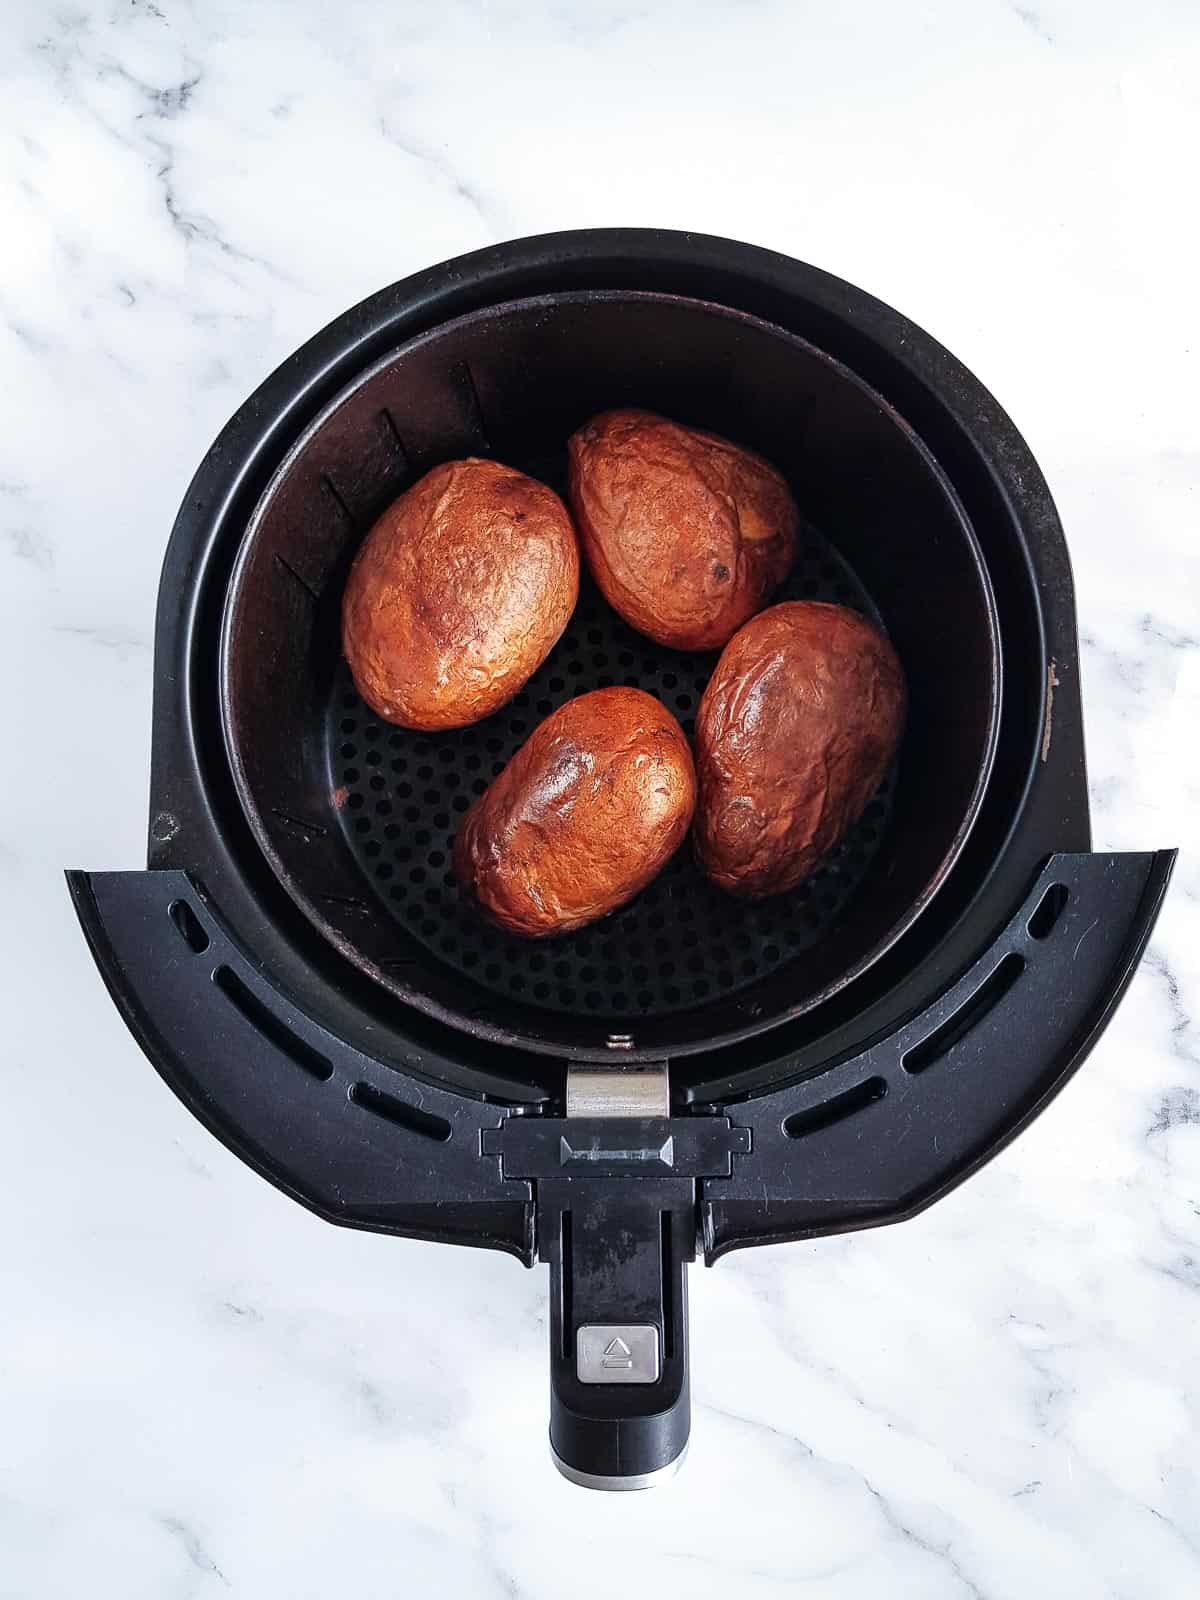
top-left (342, 458), bottom-right (579, 730)
top-left (567, 409), bottom-right (798, 651)
top-left (454, 687), bottom-right (696, 936)
top-left (695, 602), bottom-right (906, 898)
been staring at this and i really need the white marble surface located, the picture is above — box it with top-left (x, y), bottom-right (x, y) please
top-left (3, 1), bottom-right (1199, 1594)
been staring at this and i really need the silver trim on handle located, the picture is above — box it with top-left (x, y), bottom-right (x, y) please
top-left (550, 1442), bottom-right (689, 1492)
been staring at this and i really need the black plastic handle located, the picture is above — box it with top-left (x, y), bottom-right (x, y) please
top-left (541, 1179), bottom-right (691, 1488)
top-left (484, 1112), bottom-right (747, 1489)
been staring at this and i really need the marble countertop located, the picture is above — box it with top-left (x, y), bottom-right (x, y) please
top-left (3, 1), bottom-right (1198, 1595)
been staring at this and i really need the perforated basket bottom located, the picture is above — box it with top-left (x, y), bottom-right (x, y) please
top-left (327, 526), bottom-right (896, 1019)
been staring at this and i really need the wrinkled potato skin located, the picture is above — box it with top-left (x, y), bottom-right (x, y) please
top-left (695, 602), bottom-right (905, 898)
top-left (567, 409), bottom-right (799, 651)
top-left (342, 458), bottom-right (579, 730)
top-left (454, 687), bottom-right (696, 937)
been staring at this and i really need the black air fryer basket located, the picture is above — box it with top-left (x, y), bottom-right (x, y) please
top-left (70, 231), bottom-right (1175, 1490)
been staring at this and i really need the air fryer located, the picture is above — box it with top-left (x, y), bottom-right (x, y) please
top-left (69, 230), bottom-right (1174, 1490)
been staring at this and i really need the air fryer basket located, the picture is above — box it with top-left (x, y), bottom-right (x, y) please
top-left (220, 292), bottom-right (1000, 1060)
top-left (69, 230), bottom-right (1174, 1491)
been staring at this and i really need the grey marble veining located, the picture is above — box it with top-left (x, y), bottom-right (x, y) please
top-left (2, 1), bottom-right (1198, 1595)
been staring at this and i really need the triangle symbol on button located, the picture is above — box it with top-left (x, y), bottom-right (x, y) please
top-left (602, 1336), bottom-right (633, 1368)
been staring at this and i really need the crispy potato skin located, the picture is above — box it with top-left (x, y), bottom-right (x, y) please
top-left (695, 602), bottom-right (905, 898)
top-left (342, 458), bottom-right (579, 730)
top-left (567, 409), bottom-right (799, 652)
top-left (454, 687), bottom-right (696, 937)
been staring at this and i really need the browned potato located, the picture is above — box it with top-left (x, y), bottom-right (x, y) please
top-left (454, 687), bottom-right (696, 937)
top-left (342, 457), bottom-right (579, 730)
top-left (567, 409), bottom-right (799, 651)
top-left (695, 602), bottom-right (905, 898)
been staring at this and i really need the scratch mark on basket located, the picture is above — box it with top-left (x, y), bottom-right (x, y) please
top-left (318, 892), bottom-right (370, 914)
top-left (1041, 659), bottom-right (1059, 762)
top-left (271, 807), bottom-right (328, 843)
top-left (1072, 917), bottom-right (1098, 962)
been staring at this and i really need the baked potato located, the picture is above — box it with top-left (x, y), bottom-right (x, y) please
top-left (694, 602), bottom-right (905, 898)
top-left (454, 687), bottom-right (696, 937)
top-left (342, 457), bottom-right (579, 730)
top-left (567, 408), bottom-right (798, 651)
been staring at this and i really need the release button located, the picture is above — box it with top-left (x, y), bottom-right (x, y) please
top-left (576, 1324), bottom-right (660, 1384)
